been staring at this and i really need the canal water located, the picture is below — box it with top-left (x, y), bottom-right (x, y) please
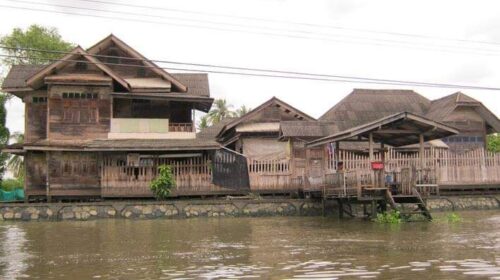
top-left (0, 211), bottom-right (499, 279)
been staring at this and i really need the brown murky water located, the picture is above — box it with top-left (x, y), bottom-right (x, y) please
top-left (0, 211), bottom-right (499, 279)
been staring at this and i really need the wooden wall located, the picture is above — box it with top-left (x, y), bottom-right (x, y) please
top-left (48, 85), bottom-right (112, 140)
top-left (442, 106), bottom-right (486, 152)
top-left (250, 105), bottom-right (303, 122)
top-left (24, 91), bottom-right (48, 142)
top-left (24, 152), bottom-right (47, 196)
top-left (47, 151), bottom-right (100, 196)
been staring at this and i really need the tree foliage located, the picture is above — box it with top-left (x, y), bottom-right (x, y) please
top-left (0, 24), bottom-right (74, 65)
top-left (207, 99), bottom-right (235, 124)
top-left (487, 134), bottom-right (500, 153)
top-left (7, 132), bottom-right (24, 179)
top-left (150, 165), bottom-right (176, 199)
top-left (0, 94), bottom-right (10, 180)
top-left (236, 105), bottom-right (251, 117)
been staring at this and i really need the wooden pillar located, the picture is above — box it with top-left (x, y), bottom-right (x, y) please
top-left (335, 141), bottom-right (340, 171)
top-left (369, 133), bottom-right (374, 161)
top-left (45, 151), bottom-right (51, 203)
top-left (419, 134), bottom-right (425, 169)
top-left (380, 142), bottom-right (385, 188)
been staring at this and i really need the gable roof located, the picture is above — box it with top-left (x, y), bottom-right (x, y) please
top-left (216, 97), bottom-right (316, 139)
top-left (86, 34), bottom-right (187, 92)
top-left (197, 117), bottom-right (237, 140)
top-left (308, 112), bottom-right (459, 148)
top-left (426, 92), bottom-right (500, 132)
top-left (319, 89), bottom-right (431, 131)
top-left (25, 46), bottom-right (130, 90)
top-left (1, 65), bottom-right (45, 91)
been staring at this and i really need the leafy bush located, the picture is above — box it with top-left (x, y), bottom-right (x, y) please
top-left (0, 178), bottom-right (24, 191)
top-left (150, 165), bottom-right (175, 199)
top-left (374, 210), bottom-right (402, 224)
top-left (487, 134), bottom-right (500, 153)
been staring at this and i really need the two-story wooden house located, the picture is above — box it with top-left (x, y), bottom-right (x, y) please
top-left (2, 35), bottom-right (224, 200)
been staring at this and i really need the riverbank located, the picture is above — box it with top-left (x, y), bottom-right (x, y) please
top-left (0, 195), bottom-right (498, 221)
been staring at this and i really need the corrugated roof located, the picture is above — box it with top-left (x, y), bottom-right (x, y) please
top-left (197, 117), bottom-right (237, 140)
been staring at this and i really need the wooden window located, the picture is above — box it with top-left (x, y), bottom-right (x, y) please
top-left (62, 93), bottom-right (99, 124)
top-left (32, 96), bottom-right (47, 104)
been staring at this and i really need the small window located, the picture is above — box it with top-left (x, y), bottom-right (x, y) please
top-left (92, 93), bottom-right (98, 99)
top-left (86, 93), bottom-right (92, 99)
top-left (63, 93), bottom-right (68, 99)
top-left (69, 93), bottom-right (74, 99)
top-left (75, 93), bottom-right (81, 99)
top-left (32, 96), bottom-right (47, 103)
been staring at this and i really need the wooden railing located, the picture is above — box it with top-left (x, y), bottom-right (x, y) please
top-left (101, 155), bottom-right (227, 197)
top-left (169, 122), bottom-right (193, 132)
top-left (247, 158), bottom-right (299, 191)
top-left (326, 148), bottom-right (500, 185)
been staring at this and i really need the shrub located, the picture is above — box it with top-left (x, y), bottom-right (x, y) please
top-left (150, 165), bottom-right (175, 199)
top-left (0, 178), bottom-right (24, 191)
top-left (374, 210), bottom-right (402, 224)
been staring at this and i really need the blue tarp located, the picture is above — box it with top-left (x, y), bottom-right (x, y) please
top-left (0, 189), bottom-right (25, 202)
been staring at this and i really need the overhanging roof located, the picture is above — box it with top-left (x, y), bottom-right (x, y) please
top-left (307, 112), bottom-right (459, 148)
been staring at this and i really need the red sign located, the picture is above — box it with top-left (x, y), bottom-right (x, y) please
top-left (371, 161), bottom-right (384, 170)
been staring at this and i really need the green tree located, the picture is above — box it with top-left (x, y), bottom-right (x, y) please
top-left (236, 105), bottom-right (251, 117)
top-left (487, 133), bottom-right (500, 153)
top-left (0, 24), bottom-right (74, 65)
top-left (197, 115), bottom-right (210, 130)
top-left (207, 99), bottom-right (235, 124)
top-left (0, 94), bottom-right (10, 180)
top-left (7, 132), bottom-right (24, 179)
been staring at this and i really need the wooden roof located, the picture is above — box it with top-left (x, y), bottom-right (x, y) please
top-left (216, 97), bottom-right (316, 139)
top-left (279, 121), bottom-right (339, 139)
top-left (15, 138), bottom-right (220, 151)
top-left (307, 112), bottom-right (459, 148)
top-left (319, 89), bottom-right (431, 131)
top-left (25, 46), bottom-right (130, 90)
top-left (86, 34), bottom-right (187, 92)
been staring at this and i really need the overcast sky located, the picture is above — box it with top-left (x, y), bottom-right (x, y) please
top-left (1, 0), bottom-right (500, 134)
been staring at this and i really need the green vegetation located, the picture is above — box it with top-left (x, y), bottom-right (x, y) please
top-left (487, 134), bottom-right (500, 153)
top-left (0, 177), bottom-right (23, 191)
top-left (374, 210), bottom-right (402, 224)
top-left (0, 24), bottom-right (74, 65)
top-left (446, 212), bottom-right (462, 223)
top-left (7, 132), bottom-right (24, 179)
top-left (197, 99), bottom-right (251, 130)
top-left (0, 94), bottom-right (10, 180)
top-left (150, 165), bottom-right (176, 199)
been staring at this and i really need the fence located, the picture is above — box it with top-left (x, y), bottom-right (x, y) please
top-left (326, 148), bottom-right (500, 185)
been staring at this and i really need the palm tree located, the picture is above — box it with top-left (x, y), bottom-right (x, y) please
top-left (236, 105), bottom-right (251, 117)
top-left (7, 132), bottom-right (24, 179)
top-left (197, 115), bottom-right (210, 130)
top-left (208, 99), bottom-right (235, 124)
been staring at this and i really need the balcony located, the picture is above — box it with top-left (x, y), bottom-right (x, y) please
top-left (108, 118), bottom-right (195, 139)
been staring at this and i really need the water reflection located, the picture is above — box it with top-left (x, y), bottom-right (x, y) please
top-left (0, 225), bottom-right (31, 279)
top-left (0, 211), bottom-right (498, 279)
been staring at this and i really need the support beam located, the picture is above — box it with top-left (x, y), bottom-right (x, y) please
top-left (369, 133), bottom-right (374, 161)
top-left (419, 133), bottom-right (425, 169)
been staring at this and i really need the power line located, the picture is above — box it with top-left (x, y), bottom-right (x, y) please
top-left (1, 52), bottom-right (499, 91)
top-left (75, 0), bottom-right (500, 48)
top-left (9, 0), bottom-right (500, 56)
top-left (3, 45), bottom-right (499, 90)
top-left (2, 2), bottom-right (500, 57)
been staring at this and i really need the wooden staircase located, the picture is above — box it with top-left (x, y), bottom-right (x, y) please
top-left (385, 188), bottom-right (432, 220)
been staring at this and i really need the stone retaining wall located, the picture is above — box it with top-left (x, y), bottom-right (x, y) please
top-left (0, 196), bottom-right (497, 222)
top-left (0, 200), bottom-right (328, 221)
